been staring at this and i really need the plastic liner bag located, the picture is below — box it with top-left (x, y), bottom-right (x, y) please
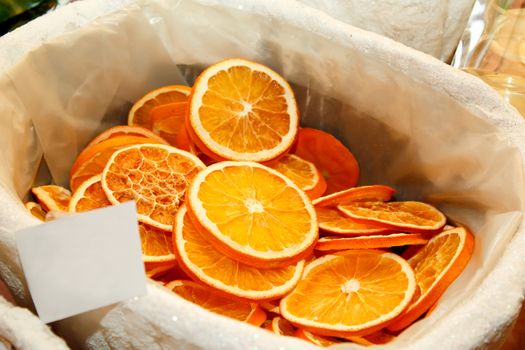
top-left (298, 0), bottom-right (477, 61)
top-left (0, 0), bottom-right (525, 349)
top-left (0, 296), bottom-right (70, 349)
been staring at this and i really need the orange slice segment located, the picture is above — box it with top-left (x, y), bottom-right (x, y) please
top-left (316, 206), bottom-right (397, 236)
top-left (140, 223), bottom-right (176, 265)
top-left (70, 135), bottom-right (165, 191)
top-left (85, 125), bottom-right (168, 149)
top-left (166, 280), bottom-right (266, 326)
top-left (187, 161), bottom-right (318, 266)
top-left (313, 185), bottom-right (395, 207)
top-left (31, 185), bottom-right (71, 212)
top-left (387, 227), bottom-right (474, 331)
top-left (128, 85), bottom-right (191, 145)
top-left (269, 154), bottom-right (326, 200)
top-left (174, 206), bottom-right (304, 301)
top-left (294, 128), bottom-right (359, 194)
top-left (102, 144), bottom-right (205, 231)
top-left (69, 175), bottom-right (111, 212)
top-left (338, 201), bottom-right (446, 233)
top-left (315, 233), bottom-right (428, 251)
top-left (295, 329), bottom-right (340, 347)
top-left (24, 202), bottom-right (46, 221)
top-left (269, 317), bottom-right (296, 336)
top-left (187, 58), bottom-right (299, 162)
top-left (280, 250), bottom-right (416, 337)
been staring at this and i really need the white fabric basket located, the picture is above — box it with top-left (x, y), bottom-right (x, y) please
top-left (0, 0), bottom-right (524, 349)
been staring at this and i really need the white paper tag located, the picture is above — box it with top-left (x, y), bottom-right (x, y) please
top-left (16, 201), bottom-right (147, 323)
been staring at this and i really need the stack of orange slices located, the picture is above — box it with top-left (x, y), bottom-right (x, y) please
top-left (24, 58), bottom-right (475, 346)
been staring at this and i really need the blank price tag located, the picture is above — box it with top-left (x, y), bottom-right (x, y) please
top-left (16, 201), bottom-right (147, 323)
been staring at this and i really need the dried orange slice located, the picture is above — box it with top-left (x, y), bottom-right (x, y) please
top-left (315, 233), bottom-right (427, 251)
top-left (260, 301), bottom-right (280, 315)
top-left (387, 227), bottom-right (474, 331)
top-left (295, 329), bottom-right (340, 347)
top-left (140, 223), bottom-right (176, 266)
top-left (85, 125), bottom-right (167, 149)
top-left (280, 250), bottom-right (416, 337)
top-left (166, 280), bottom-right (266, 326)
top-left (269, 154), bottom-right (326, 200)
top-left (31, 185), bottom-right (71, 212)
top-left (316, 206), bottom-right (396, 236)
top-left (128, 85), bottom-right (191, 145)
top-left (174, 206), bottom-right (304, 301)
top-left (294, 128), bottom-right (359, 194)
top-left (341, 331), bottom-right (396, 345)
top-left (187, 161), bottom-right (318, 267)
top-left (24, 202), bottom-right (46, 221)
top-left (70, 135), bottom-right (165, 191)
top-left (268, 317), bottom-right (296, 336)
top-left (338, 201), bottom-right (446, 233)
top-left (313, 185), bottom-right (395, 207)
top-left (187, 58), bottom-right (299, 162)
top-left (102, 144), bottom-right (205, 231)
top-left (69, 175), bottom-right (111, 212)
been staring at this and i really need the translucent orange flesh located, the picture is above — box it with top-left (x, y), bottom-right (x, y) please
top-left (71, 179), bottom-right (111, 212)
top-left (104, 145), bottom-right (203, 228)
top-left (294, 128), bottom-right (359, 194)
top-left (338, 201), bottom-right (445, 230)
top-left (132, 88), bottom-right (190, 129)
top-left (269, 155), bottom-right (317, 191)
top-left (198, 66), bottom-right (291, 154)
top-left (169, 280), bottom-right (257, 322)
top-left (316, 206), bottom-right (394, 235)
top-left (150, 102), bottom-right (189, 145)
top-left (409, 233), bottom-right (460, 297)
top-left (32, 186), bottom-right (71, 212)
top-left (139, 223), bottom-right (174, 258)
top-left (197, 165), bottom-right (313, 252)
top-left (284, 252), bottom-right (410, 327)
top-left (177, 209), bottom-right (300, 294)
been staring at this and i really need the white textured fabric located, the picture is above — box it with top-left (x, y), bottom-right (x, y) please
top-left (0, 1), bottom-right (524, 350)
top-left (298, 0), bottom-right (476, 61)
top-left (0, 296), bottom-right (70, 349)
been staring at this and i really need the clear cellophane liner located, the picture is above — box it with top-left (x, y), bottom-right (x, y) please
top-left (0, 0), bottom-right (525, 349)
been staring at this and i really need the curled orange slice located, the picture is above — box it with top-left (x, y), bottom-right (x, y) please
top-left (187, 161), bottom-right (318, 267)
top-left (31, 185), bottom-right (71, 212)
top-left (315, 233), bottom-right (428, 251)
top-left (85, 125), bottom-right (167, 149)
top-left (338, 201), bottom-right (446, 233)
top-left (316, 206), bottom-right (396, 236)
top-left (313, 185), bottom-right (395, 207)
top-left (166, 280), bottom-right (267, 326)
top-left (102, 144), bottom-right (205, 231)
top-left (387, 227), bottom-right (474, 331)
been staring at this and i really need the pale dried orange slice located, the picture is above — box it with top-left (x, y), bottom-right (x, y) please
top-left (315, 233), bottom-right (427, 251)
top-left (70, 135), bottom-right (165, 191)
top-left (295, 329), bottom-right (340, 347)
top-left (316, 206), bottom-right (396, 236)
top-left (174, 206), bottom-right (304, 301)
top-left (268, 317), bottom-right (296, 336)
top-left (128, 85), bottom-right (191, 145)
top-left (85, 125), bottom-right (167, 149)
top-left (166, 280), bottom-right (267, 326)
top-left (269, 154), bottom-right (326, 200)
top-left (387, 227), bottom-right (474, 331)
top-left (338, 201), bottom-right (446, 233)
top-left (102, 144), bottom-right (205, 231)
top-left (280, 250), bottom-right (416, 337)
top-left (187, 161), bottom-right (318, 267)
top-left (294, 128), bottom-right (359, 194)
top-left (24, 202), bottom-right (46, 221)
top-left (31, 185), bottom-right (71, 212)
top-left (69, 175), bottom-right (111, 212)
top-left (187, 58), bottom-right (299, 162)
top-left (140, 223), bottom-right (175, 266)
top-left (313, 185), bottom-right (395, 207)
